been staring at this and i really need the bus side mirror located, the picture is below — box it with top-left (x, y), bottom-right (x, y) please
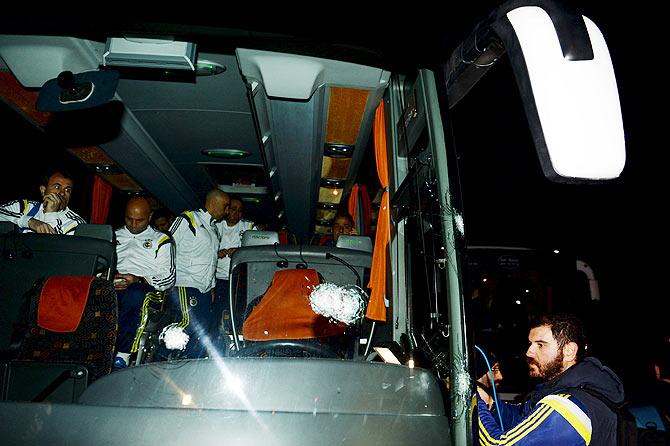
top-left (493, 4), bottom-right (625, 182)
top-left (446, 0), bottom-right (626, 183)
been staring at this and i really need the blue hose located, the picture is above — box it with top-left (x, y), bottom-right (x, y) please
top-left (474, 344), bottom-right (505, 431)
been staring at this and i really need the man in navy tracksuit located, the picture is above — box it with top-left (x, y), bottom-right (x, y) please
top-left (477, 314), bottom-right (624, 445)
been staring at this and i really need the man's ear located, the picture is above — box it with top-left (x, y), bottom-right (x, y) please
top-left (39, 185), bottom-right (47, 197)
top-left (563, 342), bottom-right (578, 362)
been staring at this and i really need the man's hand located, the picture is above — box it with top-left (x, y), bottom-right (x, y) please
top-left (218, 248), bottom-right (237, 258)
top-left (28, 218), bottom-right (56, 234)
top-left (114, 273), bottom-right (141, 291)
top-left (42, 193), bottom-right (65, 213)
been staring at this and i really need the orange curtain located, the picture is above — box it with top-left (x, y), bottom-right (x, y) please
top-left (90, 176), bottom-right (112, 224)
top-left (366, 102), bottom-right (389, 322)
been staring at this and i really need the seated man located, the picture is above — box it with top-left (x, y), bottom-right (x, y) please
top-left (0, 169), bottom-right (85, 234)
top-left (475, 349), bottom-right (504, 412)
top-left (321, 212), bottom-right (357, 247)
top-left (114, 197), bottom-right (175, 368)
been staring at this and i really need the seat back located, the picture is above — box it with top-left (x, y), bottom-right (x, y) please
top-left (230, 244), bottom-right (371, 308)
top-left (335, 235), bottom-right (373, 252)
top-left (241, 230), bottom-right (279, 247)
top-left (16, 276), bottom-right (117, 381)
top-left (229, 245), bottom-right (372, 355)
top-left (0, 225), bottom-right (117, 353)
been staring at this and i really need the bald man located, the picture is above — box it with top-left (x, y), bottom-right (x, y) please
top-left (113, 197), bottom-right (175, 369)
top-left (168, 189), bottom-right (230, 358)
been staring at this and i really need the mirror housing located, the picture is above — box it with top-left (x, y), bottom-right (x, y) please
top-left (446, 0), bottom-right (625, 183)
top-left (36, 69), bottom-right (119, 112)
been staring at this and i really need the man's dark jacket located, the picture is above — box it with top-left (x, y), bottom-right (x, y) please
top-left (478, 357), bottom-right (624, 445)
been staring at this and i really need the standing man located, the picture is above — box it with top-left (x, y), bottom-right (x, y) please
top-left (0, 169), bottom-right (85, 234)
top-left (477, 314), bottom-right (624, 445)
top-left (113, 197), bottom-right (175, 369)
top-left (214, 196), bottom-right (255, 336)
top-left (151, 208), bottom-right (175, 233)
top-left (169, 189), bottom-right (230, 358)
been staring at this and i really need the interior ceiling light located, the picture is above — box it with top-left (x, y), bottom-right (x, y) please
top-left (196, 60), bottom-right (226, 76)
top-left (241, 197), bottom-right (262, 204)
top-left (324, 143), bottom-right (354, 158)
top-left (93, 164), bottom-right (122, 175)
top-left (318, 187), bottom-right (343, 204)
top-left (201, 149), bottom-right (250, 159)
top-left (320, 178), bottom-right (345, 188)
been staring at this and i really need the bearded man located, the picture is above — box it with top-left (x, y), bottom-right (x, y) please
top-left (477, 314), bottom-right (624, 445)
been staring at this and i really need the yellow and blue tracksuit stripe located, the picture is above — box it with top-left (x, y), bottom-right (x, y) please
top-left (116, 283), bottom-right (155, 353)
top-left (167, 286), bottom-right (213, 358)
top-left (478, 392), bottom-right (592, 445)
top-left (130, 290), bottom-right (164, 353)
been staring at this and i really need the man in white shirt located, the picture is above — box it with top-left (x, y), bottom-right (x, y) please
top-left (214, 197), bottom-right (255, 336)
top-left (0, 170), bottom-right (85, 234)
top-left (113, 197), bottom-right (175, 368)
top-left (169, 189), bottom-right (230, 358)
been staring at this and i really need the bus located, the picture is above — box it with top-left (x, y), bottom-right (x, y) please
top-left (0, 2), bottom-right (626, 444)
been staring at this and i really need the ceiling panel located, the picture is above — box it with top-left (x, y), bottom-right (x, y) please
top-left (116, 54), bottom-right (249, 113)
top-left (132, 110), bottom-right (261, 164)
top-left (174, 163), bottom-right (217, 196)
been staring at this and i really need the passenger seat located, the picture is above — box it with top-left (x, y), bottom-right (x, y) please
top-left (0, 223), bottom-right (118, 402)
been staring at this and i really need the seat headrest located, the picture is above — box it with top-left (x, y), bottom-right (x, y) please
top-left (335, 235), bottom-right (373, 253)
top-left (242, 230), bottom-right (280, 246)
top-left (74, 224), bottom-right (114, 242)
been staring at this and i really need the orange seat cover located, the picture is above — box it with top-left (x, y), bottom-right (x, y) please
top-left (37, 276), bottom-right (95, 332)
top-left (242, 269), bottom-right (346, 341)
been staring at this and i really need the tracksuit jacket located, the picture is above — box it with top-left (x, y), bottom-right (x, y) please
top-left (478, 357), bottom-right (624, 445)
